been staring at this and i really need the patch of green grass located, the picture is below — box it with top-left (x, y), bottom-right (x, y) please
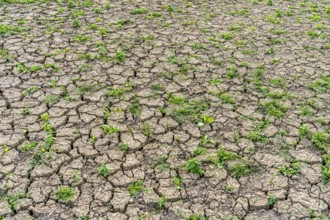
top-left (229, 162), bottom-right (254, 178)
top-left (116, 19), bottom-right (132, 28)
top-left (131, 7), bottom-right (148, 15)
top-left (114, 50), bottom-right (125, 63)
top-left (267, 194), bottom-right (277, 208)
top-left (0, 48), bottom-right (11, 61)
top-left (22, 141), bottom-right (38, 151)
top-left (202, 115), bottom-right (214, 125)
top-left (261, 100), bottom-right (287, 119)
top-left (218, 93), bottom-right (235, 104)
top-left (73, 35), bottom-right (91, 42)
top-left (107, 83), bottom-right (133, 98)
top-left (145, 12), bottom-right (162, 19)
top-left (101, 125), bottom-right (120, 135)
top-left (185, 158), bottom-right (204, 176)
top-left (141, 123), bottom-right (152, 137)
top-left (0, 24), bottom-right (23, 35)
top-left (214, 148), bottom-right (241, 166)
top-left (278, 162), bottom-right (301, 176)
top-left (168, 94), bottom-right (186, 105)
top-left (127, 180), bottom-right (147, 197)
top-left (229, 8), bottom-right (250, 17)
top-left (156, 196), bottom-right (166, 211)
top-left (192, 147), bottom-right (207, 156)
top-left (21, 86), bottom-right (39, 97)
top-left (7, 192), bottom-right (29, 212)
top-left (98, 164), bottom-right (111, 178)
top-left (226, 65), bottom-right (238, 79)
top-left (118, 143), bottom-right (129, 151)
top-left (127, 98), bottom-right (142, 117)
top-left (299, 124), bottom-right (311, 138)
top-left (56, 187), bottom-right (75, 203)
top-left (270, 77), bottom-right (287, 88)
top-left (220, 32), bottom-right (233, 40)
top-left (43, 94), bottom-right (60, 105)
top-left (155, 156), bottom-right (168, 171)
top-left (172, 98), bottom-right (210, 123)
top-left (312, 131), bottom-right (329, 151)
top-left (172, 176), bottom-right (182, 189)
top-left (309, 76), bottom-right (330, 93)
top-left (185, 214), bottom-right (209, 220)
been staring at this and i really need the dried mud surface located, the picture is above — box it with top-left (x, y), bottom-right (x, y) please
top-left (0, 0), bottom-right (330, 219)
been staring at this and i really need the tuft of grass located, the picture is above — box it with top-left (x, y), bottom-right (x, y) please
top-left (312, 131), bottom-right (329, 151)
top-left (98, 164), bottom-right (111, 178)
top-left (261, 100), bottom-right (287, 119)
top-left (278, 162), bottom-right (301, 176)
top-left (127, 180), bottom-right (147, 197)
top-left (101, 125), bottom-right (119, 135)
top-left (267, 194), bottom-right (277, 208)
top-left (216, 148), bottom-right (241, 166)
top-left (131, 7), bottom-right (148, 15)
top-left (56, 187), bottom-right (75, 203)
top-left (229, 162), bottom-right (254, 178)
top-left (185, 158), bottom-right (204, 176)
top-left (309, 76), bottom-right (330, 93)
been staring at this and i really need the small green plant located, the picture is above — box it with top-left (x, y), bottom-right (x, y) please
top-left (43, 94), bottom-right (60, 105)
top-left (73, 35), bottom-right (91, 42)
top-left (168, 94), bottom-right (186, 105)
top-left (0, 48), bottom-right (12, 61)
top-left (193, 147), bottom-right (207, 156)
top-left (116, 19), bottom-right (132, 28)
top-left (261, 100), bottom-right (287, 118)
top-left (215, 148), bottom-right (241, 166)
top-left (141, 123), bottom-right (152, 137)
top-left (185, 158), bottom-right (204, 176)
top-left (267, 194), bottom-right (277, 208)
top-left (203, 115), bottom-right (214, 125)
top-left (185, 214), bottom-right (209, 220)
top-left (220, 32), bottom-right (233, 40)
top-left (156, 196), bottom-right (166, 210)
top-left (131, 7), bottom-right (148, 15)
top-left (114, 50), bottom-right (125, 63)
top-left (309, 76), bottom-right (330, 93)
top-left (56, 187), bottom-right (75, 203)
top-left (127, 180), bottom-right (147, 197)
top-left (22, 141), bottom-right (38, 151)
top-left (118, 143), bottom-right (129, 151)
top-left (22, 108), bottom-right (30, 115)
top-left (299, 124), bottom-right (311, 138)
top-left (312, 131), bottom-right (329, 151)
top-left (226, 185), bottom-right (234, 193)
top-left (101, 125), bottom-right (120, 135)
top-left (98, 164), bottom-right (111, 178)
top-left (7, 192), bottom-right (29, 212)
top-left (229, 162), bottom-right (253, 178)
top-left (218, 93), bottom-right (235, 104)
top-left (21, 86), bottom-right (39, 97)
top-left (226, 65), bottom-right (238, 79)
top-left (173, 176), bottom-right (182, 189)
top-left (278, 162), bottom-right (301, 176)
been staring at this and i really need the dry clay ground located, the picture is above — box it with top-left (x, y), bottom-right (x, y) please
top-left (0, 0), bottom-right (330, 219)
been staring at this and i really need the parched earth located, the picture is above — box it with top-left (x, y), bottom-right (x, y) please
top-left (0, 0), bottom-right (330, 219)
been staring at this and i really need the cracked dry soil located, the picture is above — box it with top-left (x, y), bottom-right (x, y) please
top-left (1, 0), bottom-right (330, 219)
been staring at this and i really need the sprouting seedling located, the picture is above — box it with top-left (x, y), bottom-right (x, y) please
top-left (101, 125), bottom-right (120, 135)
top-left (56, 186), bottom-right (75, 203)
top-left (98, 164), bottom-right (111, 178)
top-left (203, 115), bottom-right (214, 125)
top-left (185, 158), bottom-right (204, 176)
top-left (127, 180), bottom-right (147, 197)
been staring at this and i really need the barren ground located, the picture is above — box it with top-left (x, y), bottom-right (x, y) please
top-left (0, 0), bottom-right (330, 219)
